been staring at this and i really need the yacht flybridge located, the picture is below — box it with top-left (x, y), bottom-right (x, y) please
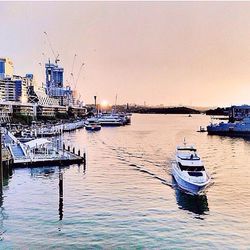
top-left (172, 141), bottom-right (211, 195)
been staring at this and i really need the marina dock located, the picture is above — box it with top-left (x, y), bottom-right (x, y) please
top-left (12, 150), bottom-right (84, 167)
top-left (2, 129), bottom-right (85, 168)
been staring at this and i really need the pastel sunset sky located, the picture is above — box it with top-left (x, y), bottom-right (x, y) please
top-left (1, 2), bottom-right (250, 107)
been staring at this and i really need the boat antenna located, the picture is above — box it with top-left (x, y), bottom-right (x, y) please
top-left (183, 137), bottom-right (186, 146)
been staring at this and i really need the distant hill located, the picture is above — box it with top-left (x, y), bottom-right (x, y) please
top-left (86, 103), bottom-right (231, 116)
top-left (205, 107), bottom-right (229, 116)
top-left (120, 106), bottom-right (200, 114)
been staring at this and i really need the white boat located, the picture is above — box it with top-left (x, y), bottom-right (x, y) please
top-left (207, 117), bottom-right (250, 137)
top-left (97, 114), bottom-right (123, 126)
top-left (197, 126), bottom-right (207, 133)
top-left (172, 141), bottom-right (211, 195)
top-left (85, 118), bottom-right (101, 131)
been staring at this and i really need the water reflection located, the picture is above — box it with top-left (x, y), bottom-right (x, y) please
top-left (0, 194), bottom-right (2, 208)
top-left (30, 166), bottom-right (57, 178)
top-left (173, 179), bottom-right (209, 215)
top-left (3, 172), bottom-right (12, 187)
top-left (58, 171), bottom-right (63, 221)
top-left (29, 167), bottom-right (65, 221)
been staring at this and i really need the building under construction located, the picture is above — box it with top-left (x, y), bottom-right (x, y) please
top-left (45, 61), bottom-right (73, 106)
top-left (0, 57), bottom-right (86, 122)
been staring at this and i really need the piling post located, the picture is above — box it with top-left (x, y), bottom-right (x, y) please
top-left (59, 172), bottom-right (63, 220)
top-left (83, 151), bottom-right (86, 170)
top-left (0, 128), bottom-right (3, 195)
top-left (68, 145), bottom-right (70, 152)
top-left (78, 149), bottom-right (80, 156)
top-left (59, 172), bottom-right (63, 198)
top-left (3, 161), bottom-right (9, 179)
top-left (63, 143), bottom-right (65, 150)
top-left (9, 159), bottom-right (13, 176)
top-left (73, 147), bottom-right (75, 154)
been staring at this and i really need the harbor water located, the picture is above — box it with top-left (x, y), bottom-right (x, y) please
top-left (0, 114), bottom-right (250, 248)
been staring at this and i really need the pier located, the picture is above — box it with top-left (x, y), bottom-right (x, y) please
top-left (12, 150), bottom-right (84, 167)
top-left (2, 129), bottom-right (86, 168)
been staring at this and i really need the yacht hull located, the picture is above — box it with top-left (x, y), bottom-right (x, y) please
top-left (98, 122), bottom-right (122, 127)
top-left (172, 166), bottom-right (208, 195)
top-left (85, 125), bottom-right (101, 131)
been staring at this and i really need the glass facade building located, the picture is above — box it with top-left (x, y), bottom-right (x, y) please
top-left (45, 63), bottom-right (64, 90)
top-left (14, 80), bottom-right (22, 102)
top-left (0, 61), bottom-right (5, 79)
top-left (0, 58), bottom-right (14, 79)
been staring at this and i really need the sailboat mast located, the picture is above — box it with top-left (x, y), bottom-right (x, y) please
top-left (114, 94), bottom-right (118, 113)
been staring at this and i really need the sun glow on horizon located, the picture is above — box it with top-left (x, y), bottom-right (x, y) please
top-left (100, 100), bottom-right (109, 108)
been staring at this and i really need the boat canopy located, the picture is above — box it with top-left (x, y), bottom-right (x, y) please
top-left (24, 138), bottom-right (50, 149)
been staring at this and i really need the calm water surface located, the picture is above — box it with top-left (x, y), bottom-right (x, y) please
top-left (0, 114), bottom-right (250, 249)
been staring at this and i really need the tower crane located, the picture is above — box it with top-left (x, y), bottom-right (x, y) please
top-left (74, 62), bottom-right (85, 90)
top-left (44, 31), bottom-right (60, 64)
top-left (71, 62), bottom-right (85, 104)
top-left (66, 54), bottom-right (77, 88)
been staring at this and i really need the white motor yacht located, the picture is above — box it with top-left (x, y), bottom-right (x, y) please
top-left (85, 118), bottom-right (101, 131)
top-left (97, 114), bottom-right (123, 126)
top-left (172, 141), bottom-right (211, 195)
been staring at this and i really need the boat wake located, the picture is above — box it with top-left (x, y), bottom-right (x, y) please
top-left (99, 139), bottom-right (173, 188)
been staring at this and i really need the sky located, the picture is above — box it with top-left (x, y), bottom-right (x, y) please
top-left (1, 2), bottom-right (250, 107)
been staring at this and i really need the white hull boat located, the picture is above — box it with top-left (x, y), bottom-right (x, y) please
top-left (97, 115), bottom-right (123, 126)
top-left (85, 118), bottom-right (101, 131)
top-left (172, 141), bottom-right (211, 195)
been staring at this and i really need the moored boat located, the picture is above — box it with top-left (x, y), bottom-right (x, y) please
top-left (197, 126), bottom-right (207, 133)
top-left (97, 114), bottom-right (123, 126)
top-left (207, 117), bottom-right (250, 137)
top-left (85, 118), bottom-right (101, 131)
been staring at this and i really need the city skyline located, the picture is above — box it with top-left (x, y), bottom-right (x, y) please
top-left (1, 2), bottom-right (250, 107)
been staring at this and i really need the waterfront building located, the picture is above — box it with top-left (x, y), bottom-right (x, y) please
top-left (0, 79), bottom-right (16, 101)
top-left (0, 58), bottom-right (14, 79)
top-left (0, 57), bottom-right (87, 120)
top-left (0, 76), bottom-right (29, 103)
top-left (37, 104), bottom-right (67, 117)
top-left (13, 103), bottom-right (36, 117)
top-left (27, 74), bottom-right (60, 106)
top-left (229, 105), bottom-right (250, 122)
top-left (0, 102), bottom-right (12, 123)
top-left (0, 58), bottom-right (29, 103)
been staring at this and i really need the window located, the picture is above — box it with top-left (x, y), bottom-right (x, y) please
top-left (0, 62), bottom-right (5, 74)
top-left (178, 162), bottom-right (205, 171)
top-left (188, 172), bottom-right (203, 177)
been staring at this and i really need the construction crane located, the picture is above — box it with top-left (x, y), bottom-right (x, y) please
top-left (44, 31), bottom-right (60, 64)
top-left (66, 54), bottom-right (77, 88)
top-left (74, 62), bottom-right (85, 90)
top-left (71, 61), bottom-right (85, 104)
top-left (71, 54), bottom-right (77, 77)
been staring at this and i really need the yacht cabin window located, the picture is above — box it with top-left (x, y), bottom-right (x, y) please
top-left (178, 163), bottom-right (205, 172)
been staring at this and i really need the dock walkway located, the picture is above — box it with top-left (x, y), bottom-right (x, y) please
top-left (3, 129), bottom-right (85, 168)
top-left (13, 150), bottom-right (84, 167)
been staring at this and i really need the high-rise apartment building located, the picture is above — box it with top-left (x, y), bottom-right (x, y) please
top-left (0, 58), bottom-right (14, 79)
